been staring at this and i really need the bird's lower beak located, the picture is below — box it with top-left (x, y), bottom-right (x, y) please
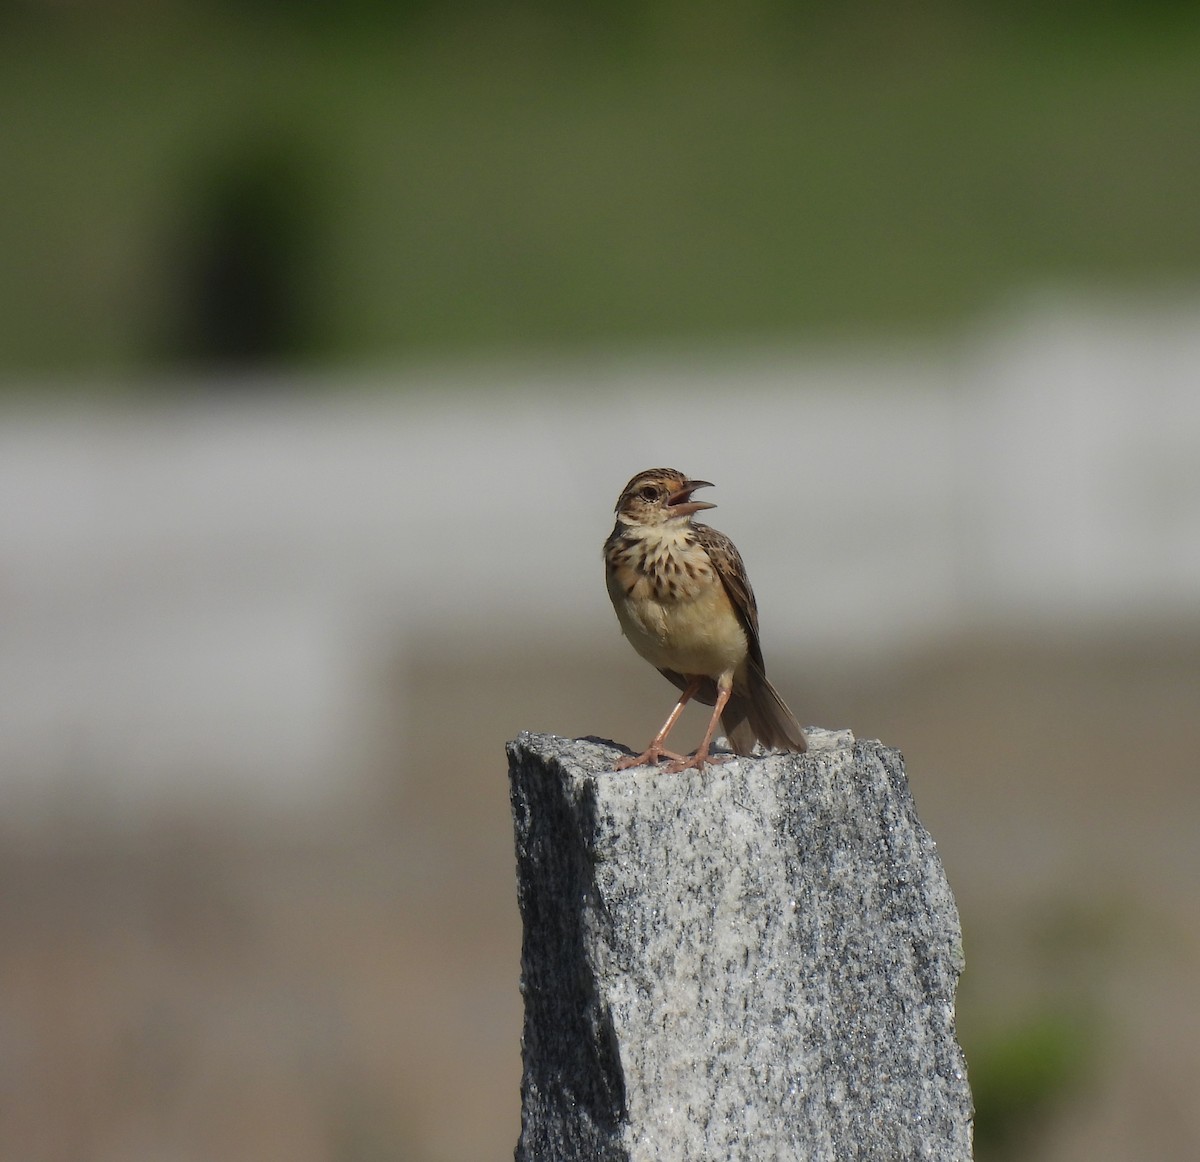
top-left (667, 479), bottom-right (716, 516)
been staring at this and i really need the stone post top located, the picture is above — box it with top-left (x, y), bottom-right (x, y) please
top-left (508, 727), bottom-right (973, 1161)
top-left (508, 726), bottom-right (860, 773)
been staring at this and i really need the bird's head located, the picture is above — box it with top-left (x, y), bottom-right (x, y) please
top-left (614, 468), bottom-right (716, 526)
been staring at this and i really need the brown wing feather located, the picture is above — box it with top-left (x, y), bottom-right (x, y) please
top-left (692, 523), bottom-right (807, 754)
top-left (690, 522), bottom-right (766, 673)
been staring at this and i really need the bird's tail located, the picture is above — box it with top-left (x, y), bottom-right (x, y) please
top-left (722, 664), bottom-right (807, 756)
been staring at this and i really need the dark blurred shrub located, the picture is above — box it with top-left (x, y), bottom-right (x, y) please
top-left (155, 137), bottom-right (327, 373)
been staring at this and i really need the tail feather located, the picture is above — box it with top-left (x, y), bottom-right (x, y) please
top-left (721, 696), bottom-right (758, 756)
top-left (721, 665), bottom-right (806, 755)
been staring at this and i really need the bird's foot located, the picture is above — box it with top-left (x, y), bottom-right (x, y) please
top-left (664, 749), bottom-right (736, 774)
top-left (614, 745), bottom-right (689, 771)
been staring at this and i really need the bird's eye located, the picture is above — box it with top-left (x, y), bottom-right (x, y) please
top-left (639, 485), bottom-right (660, 501)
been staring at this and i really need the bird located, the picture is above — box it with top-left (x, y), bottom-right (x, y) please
top-left (604, 467), bottom-right (806, 772)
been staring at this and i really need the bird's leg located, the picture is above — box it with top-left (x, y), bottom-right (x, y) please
top-left (666, 679), bottom-right (734, 773)
top-left (615, 677), bottom-right (702, 770)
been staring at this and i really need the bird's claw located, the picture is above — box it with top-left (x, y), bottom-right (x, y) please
top-left (615, 746), bottom-right (736, 773)
top-left (614, 746), bottom-right (689, 771)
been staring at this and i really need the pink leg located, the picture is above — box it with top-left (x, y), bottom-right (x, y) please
top-left (615, 678), bottom-right (702, 770)
top-left (666, 680), bottom-right (734, 773)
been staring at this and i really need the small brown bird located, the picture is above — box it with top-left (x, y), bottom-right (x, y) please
top-left (604, 468), bottom-right (806, 772)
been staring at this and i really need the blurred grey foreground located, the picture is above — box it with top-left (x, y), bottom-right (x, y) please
top-left (2, 301), bottom-right (1199, 1161)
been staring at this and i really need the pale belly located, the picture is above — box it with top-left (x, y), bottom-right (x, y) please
top-left (609, 570), bottom-right (747, 679)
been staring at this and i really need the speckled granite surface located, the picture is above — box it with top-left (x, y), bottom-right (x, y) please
top-left (508, 729), bottom-right (972, 1161)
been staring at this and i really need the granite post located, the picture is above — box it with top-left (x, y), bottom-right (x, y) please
top-left (507, 728), bottom-right (973, 1161)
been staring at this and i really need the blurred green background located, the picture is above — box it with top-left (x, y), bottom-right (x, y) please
top-left (3, 4), bottom-right (1200, 1162)
top-left (5, 1), bottom-right (1200, 382)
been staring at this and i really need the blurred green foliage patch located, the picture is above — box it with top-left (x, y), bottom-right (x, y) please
top-left (968, 1006), bottom-right (1099, 1159)
top-left (3, 3), bottom-right (1200, 382)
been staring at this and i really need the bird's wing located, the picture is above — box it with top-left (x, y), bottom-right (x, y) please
top-left (692, 522), bottom-right (766, 673)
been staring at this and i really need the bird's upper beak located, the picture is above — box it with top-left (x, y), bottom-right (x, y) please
top-left (666, 479), bottom-right (716, 516)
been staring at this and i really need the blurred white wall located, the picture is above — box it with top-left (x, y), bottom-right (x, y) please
top-left (3, 300), bottom-right (1198, 824)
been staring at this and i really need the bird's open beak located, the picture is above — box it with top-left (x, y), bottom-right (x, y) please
top-left (666, 479), bottom-right (716, 516)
